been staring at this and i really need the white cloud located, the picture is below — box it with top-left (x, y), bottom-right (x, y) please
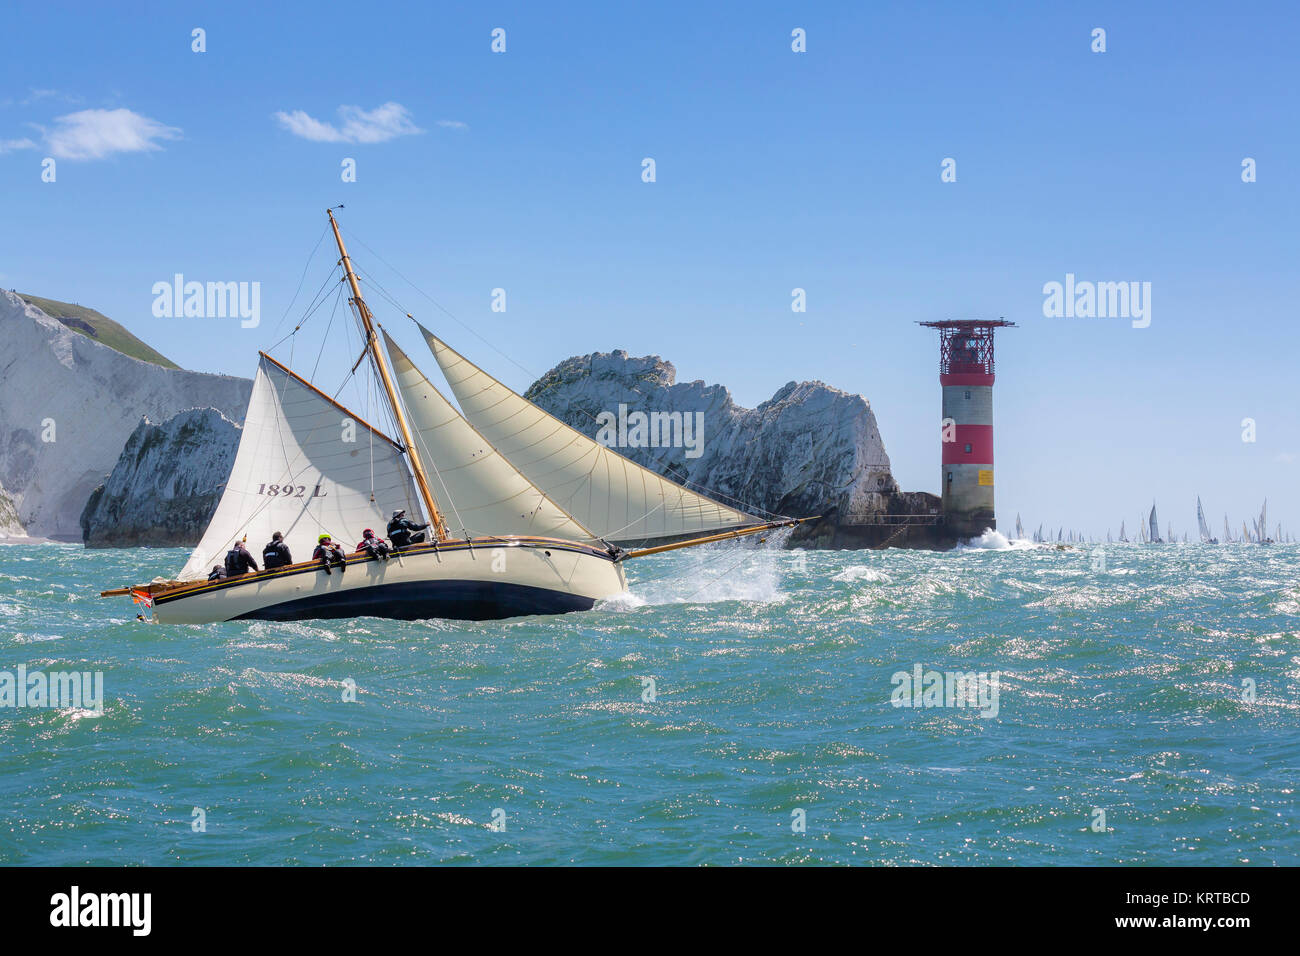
top-left (273, 101), bottom-right (423, 143)
top-left (0, 137), bottom-right (37, 153)
top-left (42, 108), bottom-right (181, 160)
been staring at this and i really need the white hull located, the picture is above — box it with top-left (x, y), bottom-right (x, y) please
top-left (152, 538), bottom-right (626, 624)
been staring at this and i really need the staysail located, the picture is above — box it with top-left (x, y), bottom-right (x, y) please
top-left (419, 324), bottom-right (763, 545)
top-left (178, 354), bottom-right (420, 580)
top-left (384, 332), bottom-right (597, 542)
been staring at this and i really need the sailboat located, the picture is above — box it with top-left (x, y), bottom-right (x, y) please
top-left (1015, 514), bottom-right (1025, 540)
top-left (1223, 516), bottom-right (1232, 544)
top-left (102, 211), bottom-right (800, 624)
top-left (1259, 500), bottom-right (1272, 544)
top-left (1148, 502), bottom-right (1162, 544)
top-left (1118, 520), bottom-right (1127, 543)
top-left (1196, 497), bottom-right (1217, 544)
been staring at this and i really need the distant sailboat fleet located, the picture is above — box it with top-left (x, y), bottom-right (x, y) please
top-left (1011, 497), bottom-right (1291, 545)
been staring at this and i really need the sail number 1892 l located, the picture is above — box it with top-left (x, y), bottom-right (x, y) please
top-left (255, 483), bottom-right (327, 498)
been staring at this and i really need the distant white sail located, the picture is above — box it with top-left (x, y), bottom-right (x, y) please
top-left (1148, 503), bottom-right (1160, 543)
top-left (1119, 520), bottom-right (1126, 542)
top-left (421, 324), bottom-right (761, 544)
top-left (385, 332), bottom-right (596, 543)
top-left (179, 354), bottom-right (421, 581)
top-left (1196, 497), bottom-right (1212, 543)
top-left (1015, 514), bottom-right (1024, 539)
top-left (1223, 516), bottom-right (1231, 543)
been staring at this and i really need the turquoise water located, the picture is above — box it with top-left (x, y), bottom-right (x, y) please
top-left (1, 537), bottom-right (1297, 866)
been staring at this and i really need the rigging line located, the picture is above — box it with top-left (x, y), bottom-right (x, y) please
top-left (309, 285), bottom-right (345, 383)
top-left (346, 230), bottom-right (541, 382)
top-left (267, 267), bottom-right (342, 353)
top-left (268, 224), bottom-right (331, 341)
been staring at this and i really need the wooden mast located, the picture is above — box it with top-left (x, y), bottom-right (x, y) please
top-left (327, 208), bottom-right (448, 540)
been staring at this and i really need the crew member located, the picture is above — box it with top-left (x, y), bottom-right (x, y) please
top-left (387, 510), bottom-right (429, 549)
top-left (224, 539), bottom-right (259, 576)
top-left (313, 533), bottom-right (347, 575)
top-left (262, 531), bottom-right (292, 569)
top-left (356, 528), bottom-right (391, 561)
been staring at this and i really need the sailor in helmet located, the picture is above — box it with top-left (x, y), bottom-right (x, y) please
top-left (356, 527), bottom-right (391, 562)
top-left (312, 532), bottom-right (347, 575)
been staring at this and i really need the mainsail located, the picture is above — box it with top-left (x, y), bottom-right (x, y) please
top-left (420, 324), bottom-right (762, 545)
top-left (384, 332), bottom-right (596, 543)
top-left (1015, 514), bottom-right (1024, 539)
top-left (1148, 503), bottom-right (1161, 543)
top-left (178, 354), bottom-right (420, 580)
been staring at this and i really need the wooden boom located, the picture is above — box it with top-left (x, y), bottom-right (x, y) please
top-left (616, 517), bottom-right (816, 560)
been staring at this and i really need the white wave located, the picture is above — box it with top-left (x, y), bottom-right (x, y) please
top-left (831, 566), bottom-right (893, 584)
top-left (955, 529), bottom-right (1039, 551)
top-left (625, 548), bottom-right (785, 606)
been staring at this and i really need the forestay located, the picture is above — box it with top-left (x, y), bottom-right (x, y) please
top-left (177, 354), bottom-right (420, 580)
top-left (418, 324), bottom-right (761, 545)
top-left (384, 333), bottom-right (597, 542)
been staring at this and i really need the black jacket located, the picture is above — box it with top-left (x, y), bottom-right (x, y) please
top-left (262, 540), bottom-right (292, 569)
top-left (387, 517), bottom-right (429, 541)
top-left (224, 544), bottom-right (258, 575)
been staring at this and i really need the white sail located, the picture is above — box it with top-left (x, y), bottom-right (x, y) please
top-left (178, 354), bottom-right (421, 581)
top-left (420, 324), bottom-right (762, 544)
top-left (1148, 503), bottom-right (1160, 543)
top-left (1015, 514), bottom-right (1024, 539)
top-left (384, 332), bottom-right (596, 543)
top-left (1260, 499), bottom-right (1268, 542)
top-left (1196, 497), bottom-right (1212, 542)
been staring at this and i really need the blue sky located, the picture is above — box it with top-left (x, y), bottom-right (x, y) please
top-left (3, 1), bottom-right (1297, 538)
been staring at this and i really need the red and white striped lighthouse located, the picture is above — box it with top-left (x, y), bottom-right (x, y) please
top-left (918, 319), bottom-right (1016, 536)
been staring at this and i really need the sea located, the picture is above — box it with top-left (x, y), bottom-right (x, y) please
top-left (1, 534), bottom-right (1297, 866)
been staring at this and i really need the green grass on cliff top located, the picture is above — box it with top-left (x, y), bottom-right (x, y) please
top-left (19, 293), bottom-right (181, 370)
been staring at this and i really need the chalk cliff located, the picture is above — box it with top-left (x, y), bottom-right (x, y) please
top-left (0, 290), bottom-right (251, 540)
top-left (80, 409), bottom-right (241, 548)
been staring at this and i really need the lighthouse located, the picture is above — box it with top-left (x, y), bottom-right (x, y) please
top-left (918, 319), bottom-right (1016, 537)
